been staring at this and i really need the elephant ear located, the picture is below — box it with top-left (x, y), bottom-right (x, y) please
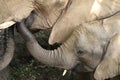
top-left (90, 0), bottom-right (120, 20)
top-left (0, 0), bottom-right (33, 24)
top-left (94, 34), bottom-right (120, 80)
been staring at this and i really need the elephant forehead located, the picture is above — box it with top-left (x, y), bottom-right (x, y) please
top-left (0, 0), bottom-right (33, 23)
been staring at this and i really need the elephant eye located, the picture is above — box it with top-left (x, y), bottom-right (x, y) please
top-left (77, 50), bottom-right (84, 55)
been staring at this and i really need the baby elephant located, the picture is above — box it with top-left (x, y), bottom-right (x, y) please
top-left (17, 12), bottom-right (120, 80)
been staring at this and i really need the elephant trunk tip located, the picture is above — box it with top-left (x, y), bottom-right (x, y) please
top-left (48, 38), bottom-right (55, 45)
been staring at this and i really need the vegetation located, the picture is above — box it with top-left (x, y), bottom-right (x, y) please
top-left (10, 55), bottom-right (76, 80)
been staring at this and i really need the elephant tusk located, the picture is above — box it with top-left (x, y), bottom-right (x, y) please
top-left (62, 70), bottom-right (67, 76)
top-left (0, 21), bottom-right (16, 30)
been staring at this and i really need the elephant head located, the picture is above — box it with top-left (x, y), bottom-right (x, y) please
top-left (0, 0), bottom-right (69, 29)
top-left (48, 0), bottom-right (120, 44)
top-left (24, 0), bottom-right (120, 45)
top-left (0, 0), bottom-right (120, 44)
top-left (17, 19), bottom-right (106, 74)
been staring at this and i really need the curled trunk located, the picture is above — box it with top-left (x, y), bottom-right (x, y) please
top-left (17, 21), bottom-right (78, 69)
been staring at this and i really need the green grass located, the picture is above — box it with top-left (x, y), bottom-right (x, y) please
top-left (10, 59), bottom-right (37, 80)
top-left (10, 56), bottom-right (76, 80)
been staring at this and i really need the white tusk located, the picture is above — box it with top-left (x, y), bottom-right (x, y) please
top-left (62, 70), bottom-right (67, 76)
top-left (0, 21), bottom-right (16, 30)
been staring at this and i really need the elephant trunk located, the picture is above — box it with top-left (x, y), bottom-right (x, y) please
top-left (0, 28), bottom-right (14, 70)
top-left (17, 21), bottom-right (78, 69)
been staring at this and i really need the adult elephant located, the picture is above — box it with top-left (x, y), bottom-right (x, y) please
top-left (0, 0), bottom-right (120, 79)
top-left (0, 0), bottom-right (120, 44)
top-left (20, 0), bottom-right (120, 45)
top-left (17, 11), bottom-right (120, 80)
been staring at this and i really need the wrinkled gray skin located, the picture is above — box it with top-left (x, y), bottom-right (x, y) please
top-left (0, 28), bottom-right (14, 80)
top-left (18, 11), bottom-right (120, 80)
top-left (0, 29), bottom-right (14, 71)
top-left (1, 0), bottom-right (120, 44)
top-left (29, 0), bottom-right (120, 45)
top-left (1, 0), bottom-right (120, 80)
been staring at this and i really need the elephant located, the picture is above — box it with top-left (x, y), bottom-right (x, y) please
top-left (0, 28), bottom-right (14, 70)
top-left (0, 0), bottom-right (120, 44)
top-left (19, 0), bottom-right (120, 45)
top-left (0, 0), bottom-right (120, 79)
top-left (0, 28), bottom-right (14, 80)
top-left (17, 11), bottom-right (120, 80)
